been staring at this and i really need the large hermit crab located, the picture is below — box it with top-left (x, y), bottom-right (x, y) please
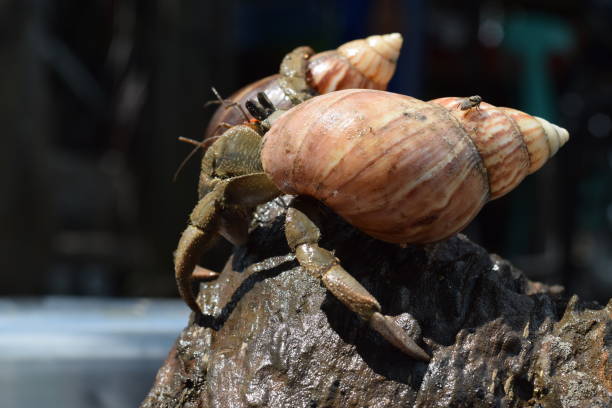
top-left (175, 89), bottom-right (569, 361)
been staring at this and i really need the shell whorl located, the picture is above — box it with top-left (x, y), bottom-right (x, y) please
top-left (262, 90), bottom-right (569, 245)
top-left (430, 97), bottom-right (569, 199)
top-left (307, 33), bottom-right (403, 93)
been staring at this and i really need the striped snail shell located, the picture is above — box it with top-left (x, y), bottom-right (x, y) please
top-left (430, 97), bottom-right (569, 199)
top-left (307, 33), bottom-right (403, 93)
top-left (205, 34), bottom-right (402, 138)
top-left (261, 89), bottom-right (569, 245)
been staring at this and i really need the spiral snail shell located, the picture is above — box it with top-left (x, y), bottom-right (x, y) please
top-left (261, 89), bottom-right (569, 245)
top-left (431, 97), bottom-right (569, 199)
top-left (307, 33), bottom-right (403, 93)
top-left (205, 33), bottom-right (403, 138)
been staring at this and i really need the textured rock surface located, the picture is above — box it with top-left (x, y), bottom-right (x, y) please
top-left (142, 198), bottom-right (611, 408)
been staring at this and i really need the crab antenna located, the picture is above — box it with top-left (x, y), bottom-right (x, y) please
top-left (178, 136), bottom-right (205, 147)
top-left (173, 135), bottom-right (222, 182)
top-left (203, 100), bottom-right (222, 108)
top-left (210, 86), bottom-right (224, 103)
top-left (175, 86), bottom-right (250, 182)
top-left (211, 87), bottom-right (250, 122)
top-left (173, 143), bottom-right (202, 182)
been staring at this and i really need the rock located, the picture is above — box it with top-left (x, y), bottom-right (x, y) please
top-left (141, 198), bottom-right (612, 408)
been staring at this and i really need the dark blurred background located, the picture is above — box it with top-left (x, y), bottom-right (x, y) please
top-left (3, 0), bottom-right (612, 326)
top-left (3, 0), bottom-right (611, 304)
top-left (2, 1), bottom-right (611, 406)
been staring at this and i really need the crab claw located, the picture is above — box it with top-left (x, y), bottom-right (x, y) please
top-left (192, 265), bottom-right (220, 281)
top-left (369, 312), bottom-right (431, 361)
top-left (175, 225), bottom-right (209, 315)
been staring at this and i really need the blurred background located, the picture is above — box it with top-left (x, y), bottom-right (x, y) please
top-left (1, 0), bottom-right (611, 406)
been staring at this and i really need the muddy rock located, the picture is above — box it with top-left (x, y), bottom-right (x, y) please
top-left (142, 198), bottom-right (612, 408)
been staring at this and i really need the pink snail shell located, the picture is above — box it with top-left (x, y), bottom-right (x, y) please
top-left (307, 33), bottom-right (403, 93)
top-left (261, 89), bottom-right (569, 245)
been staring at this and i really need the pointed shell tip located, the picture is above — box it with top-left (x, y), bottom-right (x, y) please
top-left (383, 32), bottom-right (403, 45)
top-left (534, 116), bottom-right (569, 157)
top-left (558, 126), bottom-right (570, 146)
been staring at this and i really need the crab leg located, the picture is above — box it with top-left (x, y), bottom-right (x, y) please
top-left (175, 189), bottom-right (222, 314)
top-left (284, 201), bottom-right (430, 361)
top-left (175, 173), bottom-right (281, 315)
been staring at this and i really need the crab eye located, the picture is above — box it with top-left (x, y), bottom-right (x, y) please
top-left (245, 99), bottom-right (268, 121)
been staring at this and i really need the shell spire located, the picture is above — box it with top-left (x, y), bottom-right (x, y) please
top-left (430, 97), bottom-right (570, 199)
top-left (307, 33), bottom-right (403, 93)
top-left (338, 33), bottom-right (403, 87)
top-left (500, 107), bottom-right (569, 171)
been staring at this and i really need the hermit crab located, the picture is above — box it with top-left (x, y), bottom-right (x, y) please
top-left (204, 33), bottom-right (403, 139)
top-left (175, 89), bottom-right (569, 361)
top-left (176, 33), bottom-right (403, 181)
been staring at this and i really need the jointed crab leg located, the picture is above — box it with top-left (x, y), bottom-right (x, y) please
top-left (175, 188), bottom-right (222, 313)
top-left (284, 200), bottom-right (430, 361)
top-left (175, 172), bottom-right (282, 315)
